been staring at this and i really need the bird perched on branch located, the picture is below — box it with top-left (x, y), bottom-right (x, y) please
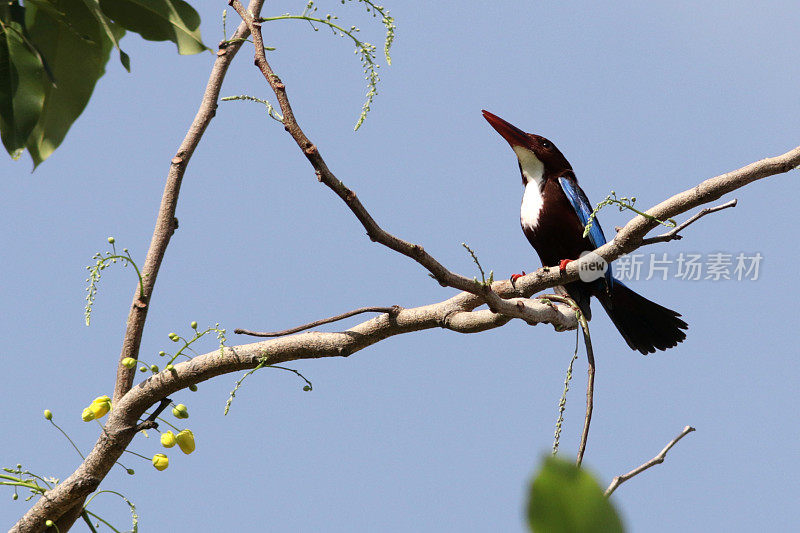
top-left (482, 110), bottom-right (687, 354)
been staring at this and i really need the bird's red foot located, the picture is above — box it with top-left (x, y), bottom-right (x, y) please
top-left (510, 271), bottom-right (526, 282)
top-left (559, 259), bottom-right (573, 273)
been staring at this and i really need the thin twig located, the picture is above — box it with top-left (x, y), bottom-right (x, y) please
top-left (538, 294), bottom-right (595, 466)
top-left (576, 316), bottom-right (594, 467)
top-left (226, 0), bottom-right (479, 297)
top-left (640, 199), bottom-right (738, 245)
top-left (134, 397), bottom-right (172, 431)
top-left (605, 425), bottom-right (696, 496)
top-left (235, 306), bottom-right (401, 337)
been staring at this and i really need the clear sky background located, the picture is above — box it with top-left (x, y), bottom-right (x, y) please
top-left (2, 1), bottom-right (799, 531)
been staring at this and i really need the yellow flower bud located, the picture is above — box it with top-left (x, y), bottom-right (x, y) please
top-left (122, 357), bottom-right (137, 368)
top-left (160, 431), bottom-right (176, 448)
top-left (172, 404), bottom-right (189, 419)
top-left (43, 409), bottom-right (53, 420)
top-left (89, 398), bottom-right (111, 419)
top-left (175, 429), bottom-right (195, 455)
top-left (82, 395), bottom-right (112, 421)
top-left (152, 453), bottom-right (169, 471)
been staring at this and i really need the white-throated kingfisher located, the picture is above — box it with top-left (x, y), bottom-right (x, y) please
top-left (482, 110), bottom-right (687, 354)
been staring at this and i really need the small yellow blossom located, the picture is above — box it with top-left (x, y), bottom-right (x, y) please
top-left (175, 429), bottom-right (195, 454)
top-left (152, 453), bottom-right (169, 471)
top-left (172, 404), bottom-right (189, 419)
top-left (82, 395), bottom-right (112, 422)
top-left (160, 431), bottom-right (176, 448)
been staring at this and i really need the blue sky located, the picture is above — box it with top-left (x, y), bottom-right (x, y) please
top-left (2, 1), bottom-right (799, 530)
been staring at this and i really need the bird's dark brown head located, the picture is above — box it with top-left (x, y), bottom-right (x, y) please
top-left (482, 110), bottom-right (572, 178)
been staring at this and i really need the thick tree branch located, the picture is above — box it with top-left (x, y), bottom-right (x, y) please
top-left (605, 426), bottom-right (696, 497)
top-left (594, 148), bottom-right (800, 264)
top-left (110, 1), bottom-right (264, 404)
top-left (13, 280), bottom-right (576, 531)
top-left (223, 0), bottom-right (599, 331)
top-left (11, 3), bottom-right (265, 532)
top-left (227, 0), bottom-right (800, 325)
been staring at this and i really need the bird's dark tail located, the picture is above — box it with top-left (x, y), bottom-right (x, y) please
top-left (596, 279), bottom-right (688, 354)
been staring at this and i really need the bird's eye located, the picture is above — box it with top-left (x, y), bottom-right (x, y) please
top-left (541, 140), bottom-right (552, 149)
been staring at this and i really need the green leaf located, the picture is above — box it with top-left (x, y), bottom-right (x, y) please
top-left (79, 0), bottom-right (130, 71)
top-left (0, 3), bottom-right (47, 155)
top-left (22, 0), bottom-right (66, 19)
top-left (527, 456), bottom-right (624, 533)
top-left (99, 0), bottom-right (206, 55)
top-left (24, 0), bottom-right (120, 167)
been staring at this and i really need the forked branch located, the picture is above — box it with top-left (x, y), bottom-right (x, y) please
top-left (605, 426), bottom-right (696, 496)
top-left (640, 199), bottom-right (738, 245)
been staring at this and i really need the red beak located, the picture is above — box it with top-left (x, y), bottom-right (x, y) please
top-left (482, 110), bottom-right (529, 148)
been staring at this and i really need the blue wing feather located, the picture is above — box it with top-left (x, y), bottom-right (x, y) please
top-left (557, 175), bottom-right (606, 248)
top-left (558, 174), bottom-right (613, 286)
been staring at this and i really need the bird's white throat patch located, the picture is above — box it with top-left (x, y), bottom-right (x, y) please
top-left (515, 147), bottom-right (545, 230)
top-left (520, 181), bottom-right (544, 230)
top-left (513, 146), bottom-right (544, 186)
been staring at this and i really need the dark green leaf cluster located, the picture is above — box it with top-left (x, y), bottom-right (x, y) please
top-left (0, 0), bottom-right (207, 168)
